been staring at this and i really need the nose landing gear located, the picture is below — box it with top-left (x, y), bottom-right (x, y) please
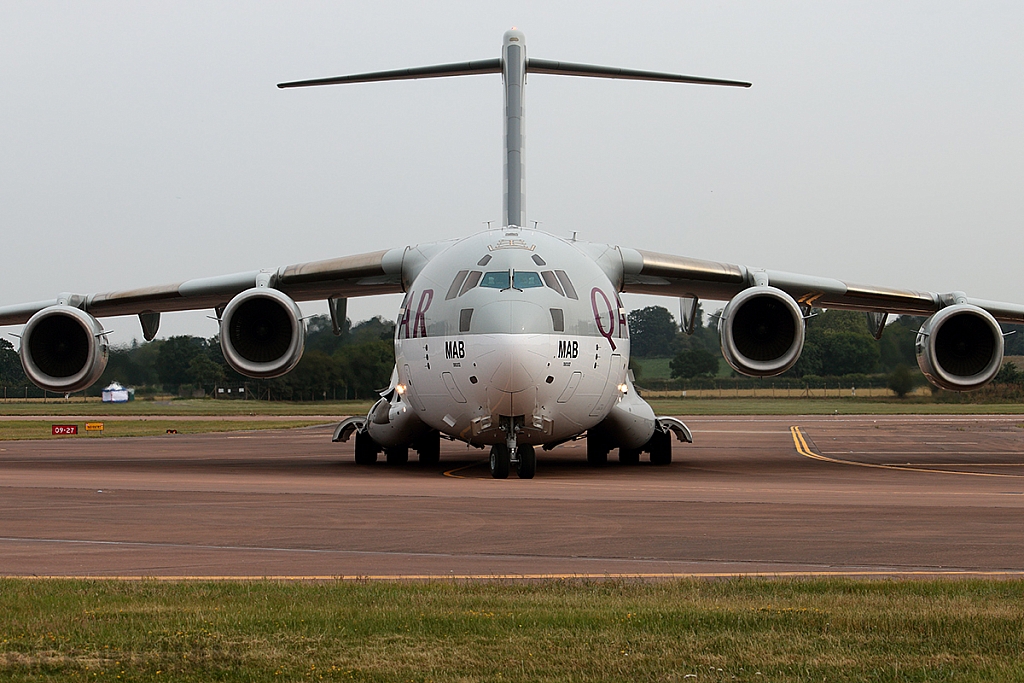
top-left (489, 443), bottom-right (510, 479)
top-left (490, 416), bottom-right (535, 479)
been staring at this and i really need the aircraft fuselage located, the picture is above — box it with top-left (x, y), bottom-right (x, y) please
top-left (394, 227), bottom-right (631, 446)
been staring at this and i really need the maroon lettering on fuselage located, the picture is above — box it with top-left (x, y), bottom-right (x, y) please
top-left (591, 287), bottom-right (617, 350)
top-left (397, 305), bottom-right (411, 339)
top-left (412, 289), bottom-right (433, 338)
top-left (398, 289), bottom-right (435, 340)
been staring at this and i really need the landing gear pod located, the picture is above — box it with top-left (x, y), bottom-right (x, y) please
top-left (917, 304), bottom-right (1003, 391)
top-left (20, 306), bottom-right (108, 393)
top-left (220, 288), bottom-right (305, 378)
top-left (720, 286), bottom-right (805, 377)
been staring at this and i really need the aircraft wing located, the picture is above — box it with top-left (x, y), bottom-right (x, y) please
top-left (0, 249), bottom-right (404, 327)
top-left (621, 248), bottom-right (1024, 324)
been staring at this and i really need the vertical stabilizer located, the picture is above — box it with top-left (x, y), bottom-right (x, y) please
top-left (502, 29), bottom-right (526, 229)
top-left (277, 31), bottom-right (749, 232)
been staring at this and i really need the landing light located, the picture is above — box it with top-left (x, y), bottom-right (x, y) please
top-left (395, 383), bottom-right (407, 395)
top-left (617, 383), bottom-right (629, 394)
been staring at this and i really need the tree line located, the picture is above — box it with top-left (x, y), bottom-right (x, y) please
top-left (626, 303), bottom-right (1024, 391)
top-left (3, 305), bottom-right (1023, 400)
top-left (0, 315), bottom-right (396, 400)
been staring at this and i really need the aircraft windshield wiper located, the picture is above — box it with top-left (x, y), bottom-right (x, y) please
top-left (501, 268), bottom-right (523, 292)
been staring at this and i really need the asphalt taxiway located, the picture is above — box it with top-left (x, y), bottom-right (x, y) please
top-left (2, 414), bottom-right (1023, 578)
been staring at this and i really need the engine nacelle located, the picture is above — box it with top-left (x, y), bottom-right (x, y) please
top-left (720, 286), bottom-right (805, 377)
top-left (21, 305), bottom-right (109, 393)
top-left (917, 304), bottom-right (1003, 391)
top-left (219, 288), bottom-right (305, 378)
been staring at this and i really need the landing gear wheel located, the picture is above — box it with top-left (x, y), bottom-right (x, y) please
top-left (587, 437), bottom-right (608, 466)
top-left (516, 444), bottom-right (536, 479)
top-left (385, 446), bottom-right (409, 465)
top-left (417, 431), bottom-right (441, 466)
top-left (489, 443), bottom-right (510, 479)
top-left (618, 447), bottom-right (641, 466)
top-left (648, 429), bottom-right (672, 466)
top-left (354, 430), bottom-right (378, 465)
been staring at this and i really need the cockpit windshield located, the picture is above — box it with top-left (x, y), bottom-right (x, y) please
top-left (478, 271), bottom-right (545, 289)
top-left (514, 271), bottom-right (544, 289)
top-left (480, 271), bottom-right (510, 289)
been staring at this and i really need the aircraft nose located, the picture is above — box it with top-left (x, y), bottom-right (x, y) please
top-left (474, 300), bottom-right (550, 335)
top-left (473, 300), bottom-right (551, 393)
top-left (489, 336), bottom-right (546, 393)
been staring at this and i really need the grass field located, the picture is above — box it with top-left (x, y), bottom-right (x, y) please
top-left (0, 578), bottom-right (1021, 682)
top-left (5, 396), bottom-right (1024, 418)
top-left (0, 399), bottom-right (373, 417)
top-left (0, 419), bottom-right (329, 441)
top-left (644, 397), bottom-right (1024, 415)
top-left (633, 356), bottom-right (732, 380)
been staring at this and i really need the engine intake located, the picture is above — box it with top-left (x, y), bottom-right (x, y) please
top-left (917, 304), bottom-right (1003, 391)
top-left (720, 286), bottom-right (804, 377)
top-left (220, 288), bottom-right (305, 378)
top-left (21, 306), bottom-right (109, 393)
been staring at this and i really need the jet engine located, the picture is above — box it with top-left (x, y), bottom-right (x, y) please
top-left (719, 286), bottom-right (804, 377)
top-left (219, 288), bottom-right (305, 378)
top-left (20, 305), bottom-right (109, 393)
top-left (916, 304), bottom-right (1003, 391)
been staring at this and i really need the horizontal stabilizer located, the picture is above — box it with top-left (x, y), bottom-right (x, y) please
top-left (526, 58), bottom-right (751, 88)
top-left (278, 59), bottom-right (502, 89)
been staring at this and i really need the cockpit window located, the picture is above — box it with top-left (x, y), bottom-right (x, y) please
top-left (513, 271), bottom-right (544, 289)
top-left (555, 270), bottom-right (578, 299)
top-left (541, 271), bottom-right (563, 296)
top-left (532, 254), bottom-right (546, 266)
top-left (446, 270), bottom-right (469, 300)
top-left (479, 271), bottom-right (545, 290)
top-left (480, 271), bottom-right (510, 289)
top-left (477, 254), bottom-right (492, 266)
top-left (459, 270), bottom-right (482, 296)
top-left (550, 308), bottom-right (564, 332)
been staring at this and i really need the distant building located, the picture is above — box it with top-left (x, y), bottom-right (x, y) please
top-left (101, 382), bottom-right (134, 403)
top-left (215, 385), bottom-right (249, 400)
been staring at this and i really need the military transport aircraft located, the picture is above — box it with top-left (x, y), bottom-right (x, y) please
top-left (2, 30), bottom-right (1022, 479)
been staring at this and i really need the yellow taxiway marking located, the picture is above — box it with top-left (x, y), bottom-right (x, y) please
top-left (7, 571), bottom-right (1024, 581)
top-left (790, 426), bottom-right (1024, 478)
top-left (442, 460), bottom-right (489, 478)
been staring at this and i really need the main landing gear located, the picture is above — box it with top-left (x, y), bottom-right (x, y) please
top-left (490, 416), bottom-right (535, 479)
top-left (586, 420), bottom-right (681, 467)
top-left (350, 426), bottom-right (442, 467)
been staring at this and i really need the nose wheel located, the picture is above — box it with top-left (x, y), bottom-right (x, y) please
top-left (490, 417), bottom-right (536, 479)
top-left (489, 443), bottom-right (510, 479)
top-left (489, 443), bottom-right (536, 479)
top-left (516, 444), bottom-right (536, 479)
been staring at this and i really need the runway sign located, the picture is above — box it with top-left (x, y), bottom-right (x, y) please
top-left (85, 422), bottom-right (104, 432)
top-left (51, 425), bottom-right (78, 435)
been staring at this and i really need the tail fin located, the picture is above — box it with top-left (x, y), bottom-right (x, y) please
top-left (278, 30), bottom-right (749, 229)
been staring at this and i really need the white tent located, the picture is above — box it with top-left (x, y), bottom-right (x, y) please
top-left (101, 382), bottom-right (132, 403)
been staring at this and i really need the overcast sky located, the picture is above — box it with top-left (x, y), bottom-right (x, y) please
top-left (2, 2), bottom-right (1022, 345)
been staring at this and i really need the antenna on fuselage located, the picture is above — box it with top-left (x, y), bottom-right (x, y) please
top-left (278, 30), bottom-right (750, 235)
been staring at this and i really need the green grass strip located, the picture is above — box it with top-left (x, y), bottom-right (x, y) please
top-left (645, 398), bottom-right (1024, 415)
top-left (0, 578), bottom-right (1022, 681)
top-left (0, 420), bottom-right (328, 440)
top-left (3, 397), bottom-right (1024, 419)
top-left (0, 400), bottom-right (373, 417)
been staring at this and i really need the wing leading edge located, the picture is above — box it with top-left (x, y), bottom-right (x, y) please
top-left (621, 248), bottom-right (1024, 323)
top-left (0, 249), bottom-right (405, 327)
